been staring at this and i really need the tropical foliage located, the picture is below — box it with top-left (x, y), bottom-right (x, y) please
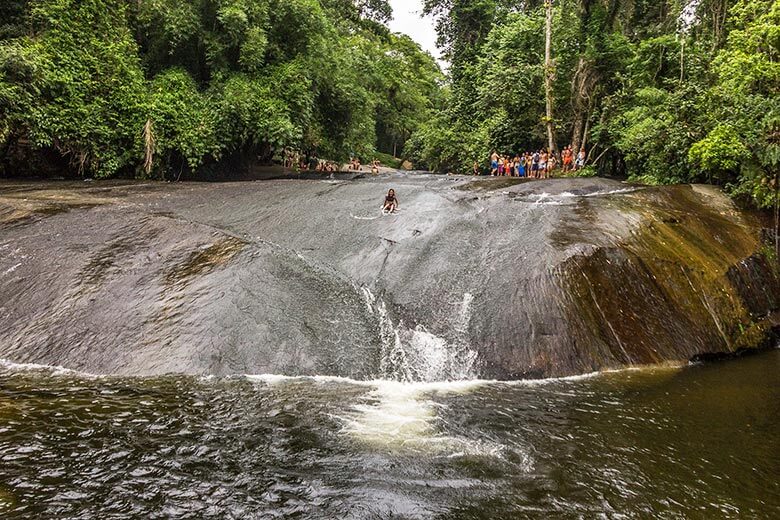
top-left (412, 0), bottom-right (778, 208)
top-left (0, 0), bottom-right (442, 178)
top-left (1, 0), bottom-right (777, 211)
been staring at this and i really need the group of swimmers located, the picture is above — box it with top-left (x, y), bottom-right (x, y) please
top-left (283, 149), bottom-right (339, 172)
top-left (348, 158), bottom-right (382, 174)
top-left (312, 161), bottom-right (339, 172)
top-left (482, 147), bottom-right (586, 178)
top-left (302, 158), bottom-right (340, 172)
top-left (283, 151), bottom-right (384, 174)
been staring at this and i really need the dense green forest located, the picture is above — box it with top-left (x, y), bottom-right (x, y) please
top-left (0, 0), bottom-right (778, 209)
top-left (0, 0), bottom-right (442, 178)
top-left (410, 0), bottom-right (778, 208)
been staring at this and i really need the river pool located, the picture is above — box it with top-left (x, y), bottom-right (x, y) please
top-left (1, 349), bottom-right (778, 518)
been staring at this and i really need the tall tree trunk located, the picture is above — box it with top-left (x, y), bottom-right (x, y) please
top-left (544, 0), bottom-right (557, 154)
top-left (581, 102), bottom-right (592, 152)
top-left (571, 56), bottom-right (598, 154)
top-left (570, 57), bottom-right (588, 153)
top-left (143, 118), bottom-right (155, 177)
top-left (775, 171), bottom-right (779, 260)
top-left (710, 0), bottom-right (728, 50)
top-left (571, 114), bottom-right (584, 154)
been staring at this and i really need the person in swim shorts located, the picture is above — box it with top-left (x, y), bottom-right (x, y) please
top-left (575, 148), bottom-right (586, 170)
top-left (562, 146), bottom-right (573, 172)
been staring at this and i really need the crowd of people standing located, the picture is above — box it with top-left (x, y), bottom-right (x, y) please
top-left (483, 146), bottom-right (586, 178)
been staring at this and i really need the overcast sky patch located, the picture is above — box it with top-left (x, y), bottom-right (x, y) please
top-left (388, 0), bottom-right (446, 68)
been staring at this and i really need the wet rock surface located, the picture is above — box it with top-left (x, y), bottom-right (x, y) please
top-left (0, 174), bottom-right (776, 379)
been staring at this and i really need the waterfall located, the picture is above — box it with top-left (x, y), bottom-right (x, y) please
top-left (361, 287), bottom-right (478, 382)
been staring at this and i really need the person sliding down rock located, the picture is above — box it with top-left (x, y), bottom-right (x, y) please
top-left (382, 189), bottom-right (398, 213)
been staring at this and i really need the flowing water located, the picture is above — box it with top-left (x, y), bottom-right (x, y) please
top-left (1, 177), bottom-right (779, 517)
top-left (1, 349), bottom-right (778, 519)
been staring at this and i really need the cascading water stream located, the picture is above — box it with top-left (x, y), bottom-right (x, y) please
top-left (340, 287), bottom-right (485, 451)
top-left (360, 287), bottom-right (479, 383)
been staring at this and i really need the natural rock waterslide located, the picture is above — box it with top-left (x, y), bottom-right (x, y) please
top-left (0, 174), bottom-right (777, 380)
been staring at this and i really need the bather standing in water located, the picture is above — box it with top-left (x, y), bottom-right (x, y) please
top-left (382, 189), bottom-right (399, 213)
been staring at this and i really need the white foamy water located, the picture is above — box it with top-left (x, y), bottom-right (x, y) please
top-left (561, 187), bottom-right (639, 198)
top-left (248, 372), bottom-right (523, 459)
top-left (524, 187), bottom-right (640, 205)
top-left (360, 287), bottom-right (479, 382)
top-left (529, 192), bottom-right (566, 205)
top-left (2, 262), bottom-right (22, 276)
top-left (338, 379), bottom-right (513, 457)
top-left (246, 288), bottom-right (634, 457)
top-left (244, 362), bottom-right (681, 460)
top-left (0, 359), bottom-right (100, 378)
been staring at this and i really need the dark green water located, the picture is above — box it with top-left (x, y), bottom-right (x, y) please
top-left (1, 349), bottom-right (778, 519)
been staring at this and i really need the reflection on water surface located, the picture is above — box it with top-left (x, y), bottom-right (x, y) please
top-left (1, 350), bottom-right (778, 518)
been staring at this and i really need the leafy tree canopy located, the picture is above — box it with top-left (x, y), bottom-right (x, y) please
top-left (412, 0), bottom-right (778, 209)
top-left (0, 0), bottom-right (441, 178)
